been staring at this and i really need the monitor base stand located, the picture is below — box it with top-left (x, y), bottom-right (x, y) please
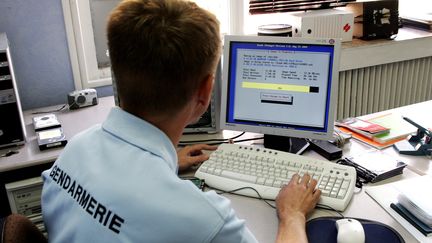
top-left (263, 135), bottom-right (310, 154)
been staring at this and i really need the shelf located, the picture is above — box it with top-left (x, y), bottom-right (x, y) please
top-left (340, 27), bottom-right (432, 71)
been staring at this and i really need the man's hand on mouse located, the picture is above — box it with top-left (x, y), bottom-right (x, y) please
top-left (177, 144), bottom-right (218, 172)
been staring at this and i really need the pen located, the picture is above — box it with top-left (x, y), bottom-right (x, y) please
top-left (402, 116), bottom-right (432, 137)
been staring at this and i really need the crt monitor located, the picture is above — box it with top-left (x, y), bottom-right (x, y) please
top-left (220, 35), bottom-right (340, 152)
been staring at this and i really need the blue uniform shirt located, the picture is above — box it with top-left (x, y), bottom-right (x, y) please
top-left (41, 107), bottom-right (258, 243)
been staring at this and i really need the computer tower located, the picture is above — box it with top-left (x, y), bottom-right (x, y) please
top-left (0, 33), bottom-right (26, 148)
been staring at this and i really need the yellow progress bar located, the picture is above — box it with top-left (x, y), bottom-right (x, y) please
top-left (242, 81), bottom-right (310, 93)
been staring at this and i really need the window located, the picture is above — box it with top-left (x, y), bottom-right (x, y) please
top-left (399, 0), bottom-right (432, 16)
top-left (63, 0), bottom-right (431, 89)
top-left (249, 0), bottom-right (354, 14)
top-left (62, 0), bottom-right (236, 89)
top-left (243, 0), bottom-right (432, 35)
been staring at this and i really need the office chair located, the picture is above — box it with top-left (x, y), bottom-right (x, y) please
top-left (0, 214), bottom-right (47, 243)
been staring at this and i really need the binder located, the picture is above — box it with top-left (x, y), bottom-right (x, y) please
top-left (390, 203), bottom-right (432, 237)
top-left (365, 176), bottom-right (432, 243)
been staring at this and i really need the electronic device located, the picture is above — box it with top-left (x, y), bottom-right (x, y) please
top-left (36, 127), bottom-right (67, 150)
top-left (5, 177), bottom-right (46, 234)
top-left (288, 9), bottom-right (354, 42)
top-left (32, 114), bottom-right (61, 132)
top-left (195, 144), bottom-right (356, 211)
top-left (345, 0), bottom-right (399, 40)
top-left (181, 177), bottom-right (205, 191)
top-left (335, 218), bottom-right (365, 243)
top-left (220, 35), bottom-right (340, 153)
top-left (0, 33), bottom-right (26, 148)
top-left (67, 88), bottom-right (98, 110)
top-left (308, 139), bottom-right (342, 160)
top-left (338, 151), bottom-right (407, 186)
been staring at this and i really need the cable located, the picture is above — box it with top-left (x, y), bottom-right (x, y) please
top-left (231, 137), bottom-right (264, 144)
top-left (179, 132), bottom-right (246, 145)
top-left (316, 204), bottom-right (345, 218)
top-left (184, 136), bottom-right (265, 146)
top-left (0, 150), bottom-right (19, 157)
top-left (206, 184), bottom-right (348, 215)
top-left (208, 185), bottom-right (276, 209)
top-left (31, 104), bottom-right (68, 114)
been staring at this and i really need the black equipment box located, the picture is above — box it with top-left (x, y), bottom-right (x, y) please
top-left (346, 0), bottom-right (399, 40)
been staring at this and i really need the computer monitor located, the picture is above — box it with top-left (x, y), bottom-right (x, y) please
top-left (220, 35), bottom-right (340, 152)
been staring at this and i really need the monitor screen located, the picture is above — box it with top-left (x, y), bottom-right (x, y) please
top-left (220, 35), bottom-right (340, 142)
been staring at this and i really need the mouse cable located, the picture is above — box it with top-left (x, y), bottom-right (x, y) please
top-left (205, 184), bottom-right (347, 217)
top-left (207, 185), bottom-right (276, 209)
top-left (178, 132), bottom-right (245, 146)
top-left (316, 204), bottom-right (345, 218)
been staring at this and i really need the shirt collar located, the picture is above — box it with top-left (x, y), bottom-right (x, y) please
top-left (102, 107), bottom-right (178, 172)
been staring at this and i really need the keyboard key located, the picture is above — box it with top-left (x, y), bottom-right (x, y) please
top-left (265, 178), bottom-right (274, 186)
top-left (256, 178), bottom-right (266, 185)
top-left (341, 180), bottom-right (350, 189)
top-left (273, 180), bottom-right (283, 188)
top-left (338, 189), bottom-right (347, 199)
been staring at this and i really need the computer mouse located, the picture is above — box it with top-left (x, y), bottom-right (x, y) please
top-left (335, 218), bottom-right (365, 243)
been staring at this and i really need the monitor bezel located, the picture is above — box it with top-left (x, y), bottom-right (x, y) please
top-left (220, 35), bottom-right (340, 141)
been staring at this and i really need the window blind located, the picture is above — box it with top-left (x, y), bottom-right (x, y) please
top-left (249, 0), bottom-right (355, 14)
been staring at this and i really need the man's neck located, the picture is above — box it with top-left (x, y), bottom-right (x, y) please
top-left (140, 109), bottom-right (191, 146)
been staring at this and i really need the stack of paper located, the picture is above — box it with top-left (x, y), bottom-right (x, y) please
top-left (336, 113), bottom-right (417, 149)
top-left (393, 176), bottom-right (432, 236)
top-left (336, 117), bottom-right (390, 138)
top-left (366, 176), bottom-right (432, 241)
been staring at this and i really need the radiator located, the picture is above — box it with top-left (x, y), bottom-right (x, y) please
top-left (336, 56), bottom-right (432, 120)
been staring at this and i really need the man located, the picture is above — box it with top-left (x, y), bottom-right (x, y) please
top-left (41, 0), bottom-right (320, 242)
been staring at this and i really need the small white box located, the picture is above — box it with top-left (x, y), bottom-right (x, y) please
top-left (289, 9), bottom-right (354, 42)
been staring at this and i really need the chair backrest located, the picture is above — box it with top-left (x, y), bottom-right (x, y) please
top-left (1, 214), bottom-right (47, 243)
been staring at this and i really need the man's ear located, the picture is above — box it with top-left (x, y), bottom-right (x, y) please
top-left (197, 74), bottom-right (214, 109)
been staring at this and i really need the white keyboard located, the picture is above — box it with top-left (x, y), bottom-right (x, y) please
top-left (195, 143), bottom-right (356, 211)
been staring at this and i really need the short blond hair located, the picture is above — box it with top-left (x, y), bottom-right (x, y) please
top-left (107, 0), bottom-right (221, 116)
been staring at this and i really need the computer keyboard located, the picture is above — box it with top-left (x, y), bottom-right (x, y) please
top-left (195, 143), bottom-right (356, 211)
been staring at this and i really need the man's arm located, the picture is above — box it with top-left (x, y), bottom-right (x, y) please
top-left (275, 174), bottom-right (321, 243)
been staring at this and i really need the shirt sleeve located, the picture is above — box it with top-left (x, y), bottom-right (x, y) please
top-left (203, 191), bottom-right (259, 243)
top-left (211, 207), bottom-right (258, 243)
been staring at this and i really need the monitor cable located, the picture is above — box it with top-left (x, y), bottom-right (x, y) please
top-left (179, 132), bottom-right (247, 146)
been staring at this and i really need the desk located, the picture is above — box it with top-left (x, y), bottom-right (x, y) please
top-left (0, 97), bottom-right (114, 173)
top-left (357, 100), bottom-right (432, 175)
top-left (1, 96), bottom-right (430, 242)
